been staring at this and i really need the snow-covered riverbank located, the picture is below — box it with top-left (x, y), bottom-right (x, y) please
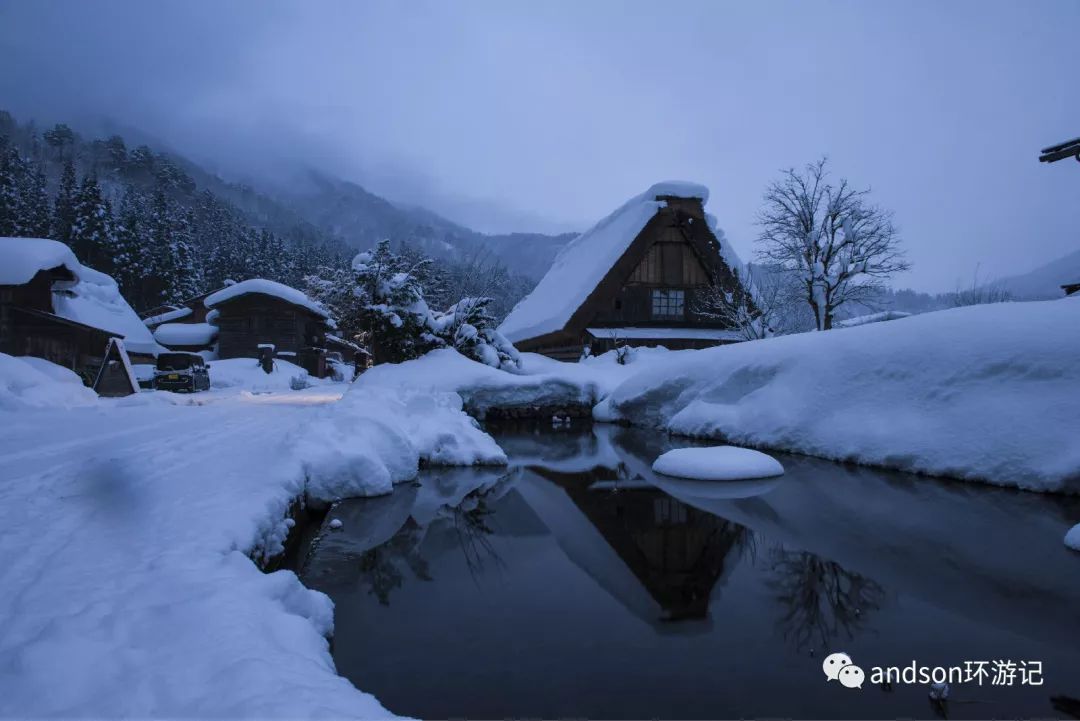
top-left (0, 361), bottom-right (500, 718)
top-left (600, 297), bottom-right (1080, 493)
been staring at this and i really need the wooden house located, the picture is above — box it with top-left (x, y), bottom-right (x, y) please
top-left (498, 182), bottom-right (749, 360)
top-left (203, 279), bottom-right (338, 376)
top-left (0, 238), bottom-right (138, 393)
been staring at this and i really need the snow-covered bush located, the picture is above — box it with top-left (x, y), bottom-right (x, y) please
top-left (432, 297), bottom-right (520, 371)
top-left (289, 373), bottom-right (311, 391)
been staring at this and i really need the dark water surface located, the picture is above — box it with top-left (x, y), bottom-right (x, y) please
top-left (299, 423), bottom-right (1080, 719)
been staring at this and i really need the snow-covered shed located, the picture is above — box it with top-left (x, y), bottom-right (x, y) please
top-left (0, 237), bottom-right (152, 392)
top-left (498, 182), bottom-right (750, 360)
top-left (203, 279), bottom-right (338, 376)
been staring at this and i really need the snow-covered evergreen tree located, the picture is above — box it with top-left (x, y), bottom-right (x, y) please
top-left (432, 296), bottom-right (520, 369)
top-left (353, 239), bottom-right (445, 364)
top-left (112, 187), bottom-right (152, 305)
top-left (70, 173), bottom-right (116, 269)
top-left (51, 157), bottom-right (77, 245)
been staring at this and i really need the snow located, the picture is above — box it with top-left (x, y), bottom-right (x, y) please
top-left (205, 279), bottom-right (331, 319)
top-left (1, 238), bottom-right (162, 355)
top-left (1066, 524), bottom-right (1080, 551)
top-left (499, 181), bottom-right (713, 343)
top-left (154, 322), bottom-right (218, 347)
top-left (208, 357), bottom-right (315, 392)
top-left (52, 265), bottom-right (162, 356)
top-left (295, 386), bottom-right (506, 501)
top-left (834, 310), bottom-right (912, 327)
top-left (0, 353), bottom-right (98, 410)
top-left (0, 344), bottom-right (525, 717)
top-left (143, 306), bottom-right (193, 327)
top-left (652, 446), bottom-right (785, 480)
top-left (587, 327), bottom-right (744, 341)
top-left (603, 298), bottom-right (1080, 492)
top-left (355, 347), bottom-right (681, 417)
top-left (0, 237), bottom-right (80, 285)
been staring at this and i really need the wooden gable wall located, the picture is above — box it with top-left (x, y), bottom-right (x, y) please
top-left (213, 294), bottom-right (327, 359)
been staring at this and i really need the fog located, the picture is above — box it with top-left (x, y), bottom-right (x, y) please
top-left (2, 0), bottom-right (1078, 291)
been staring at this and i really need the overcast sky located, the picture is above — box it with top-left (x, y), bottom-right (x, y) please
top-left (2, 0), bottom-right (1078, 291)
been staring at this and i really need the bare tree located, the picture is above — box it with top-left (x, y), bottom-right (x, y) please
top-left (692, 264), bottom-right (807, 339)
top-left (949, 263), bottom-right (1013, 307)
top-left (756, 158), bottom-right (910, 331)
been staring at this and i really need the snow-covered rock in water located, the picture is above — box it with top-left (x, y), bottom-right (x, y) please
top-left (328, 518), bottom-right (343, 530)
top-left (652, 446), bottom-right (784, 480)
top-left (0, 353), bottom-right (98, 410)
top-left (1066, 524), bottom-right (1080, 551)
top-left (605, 298), bottom-right (1080, 492)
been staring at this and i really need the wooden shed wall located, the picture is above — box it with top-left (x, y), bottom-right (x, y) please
top-left (212, 295), bottom-right (327, 359)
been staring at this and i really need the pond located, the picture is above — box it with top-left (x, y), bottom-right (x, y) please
top-left (298, 423), bottom-right (1080, 720)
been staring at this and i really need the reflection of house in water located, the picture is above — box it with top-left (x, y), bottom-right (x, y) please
top-left (518, 463), bottom-right (748, 626)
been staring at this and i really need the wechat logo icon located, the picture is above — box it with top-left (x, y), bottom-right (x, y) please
top-left (823, 652), bottom-right (865, 689)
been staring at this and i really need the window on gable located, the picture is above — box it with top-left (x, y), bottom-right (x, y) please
top-left (651, 289), bottom-right (685, 319)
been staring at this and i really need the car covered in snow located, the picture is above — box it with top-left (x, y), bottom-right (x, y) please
top-left (153, 352), bottom-right (211, 392)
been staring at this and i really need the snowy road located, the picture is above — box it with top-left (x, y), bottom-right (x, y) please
top-left (0, 393), bottom-right (394, 718)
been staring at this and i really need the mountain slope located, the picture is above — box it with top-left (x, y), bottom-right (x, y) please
top-left (996, 248), bottom-right (1080, 299)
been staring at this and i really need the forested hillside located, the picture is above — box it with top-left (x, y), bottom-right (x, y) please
top-left (0, 110), bottom-right (570, 317)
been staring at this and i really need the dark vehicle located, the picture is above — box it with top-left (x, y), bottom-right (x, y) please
top-left (154, 352), bottom-right (211, 393)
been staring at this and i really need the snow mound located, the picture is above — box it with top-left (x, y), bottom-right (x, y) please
top-left (204, 279), bottom-right (330, 319)
top-left (209, 357), bottom-right (313, 392)
top-left (0, 353), bottom-right (98, 410)
top-left (652, 446), bottom-right (785, 480)
top-left (605, 298), bottom-right (1080, 492)
top-left (498, 181), bottom-right (710, 344)
top-left (295, 386), bottom-right (507, 501)
top-left (0, 237), bottom-right (81, 285)
top-left (1066, 524), bottom-right (1080, 551)
top-left (154, 322), bottom-right (218, 347)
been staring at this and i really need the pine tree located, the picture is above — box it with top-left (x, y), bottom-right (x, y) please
top-left (0, 139), bottom-right (21, 236)
top-left (70, 173), bottom-right (116, 268)
top-left (23, 165), bottom-right (51, 237)
top-left (113, 187), bottom-right (151, 306)
top-left (52, 157), bottom-right (78, 245)
top-left (167, 207), bottom-right (200, 302)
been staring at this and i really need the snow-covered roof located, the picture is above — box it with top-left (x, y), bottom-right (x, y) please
top-left (204, 279), bottom-right (331, 319)
top-left (143, 306), bottom-right (193, 328)
top-left (48, 265), bottom-right (162, 357)
top-left (498, 182), bottom-right (740, 344)
top-left (586, 327), bottom-right (744, 342)
top-left (0, 237), bottom-right (81, 285)
top-left (325, 333), bottom-right (362, 352)
top-left (154, 322), bottom-right (218, 347)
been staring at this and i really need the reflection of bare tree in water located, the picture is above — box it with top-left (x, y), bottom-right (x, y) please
top-left (768, 548), bottom-right (884, 651)
top-left (357, 485), bottom-right (506, 604)
top-left (358, 519), bottom-right (430, 605)
top-left (450, 493), bottom-right (505, 584)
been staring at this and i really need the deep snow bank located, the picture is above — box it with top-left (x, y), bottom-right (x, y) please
top-left (0, 353), bottom-right (98, 410)
top-left (355, 346), bottom-right (679, 417)
top-left (604, 298), bottom-right (1080, 492)
top-left (295, 385), bottom-right (507, 500)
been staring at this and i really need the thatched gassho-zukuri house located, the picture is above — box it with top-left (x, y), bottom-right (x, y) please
top-left (0, 237), bottom-right (157, 392)
top-left (498, 182), bottom-right (750, 360)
